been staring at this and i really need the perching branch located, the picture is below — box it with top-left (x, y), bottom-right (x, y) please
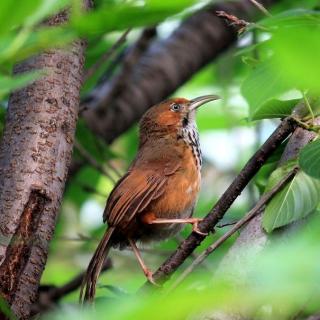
top-left (140, 117), bottom-right (296, 291)
top-left (169, 166), bottom-right (299, 290)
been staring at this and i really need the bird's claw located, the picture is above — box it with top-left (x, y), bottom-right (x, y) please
top-left (192, 219), bottom-right (208, 236)
top-left (145, 269), bottom-right (161, 287)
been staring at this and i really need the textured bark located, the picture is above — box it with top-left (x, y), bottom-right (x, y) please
top-left (82, 0), bottom-right (276, 144)
top-left (0, 6), bottom-right (90, 318)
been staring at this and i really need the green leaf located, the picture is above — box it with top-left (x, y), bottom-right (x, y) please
top-left (241, 59), bottom-right (291, 116)
top-left (299, 139), bottom-right (320, 180)
top-left (251, 98), bottom-right (300, 120)
top-left (0, 71), bottom-right (44, 99)
top-left (0, 0), bottom-right (41, 36)
top-left (71, 0), bottom-right (195, 36)
top-left (0, 27), bottom-right (75, 64)
top-left (268, 14), bottom-right (320, 95)
top-left (0, 296), bottom-right (16, 320)
top-left (263, 165), bottom-right (320, 232)
top-left (260, 8), bottom-right (320, 29)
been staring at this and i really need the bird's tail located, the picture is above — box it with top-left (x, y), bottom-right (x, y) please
top-left (80, 226), bottom-right (115, 303)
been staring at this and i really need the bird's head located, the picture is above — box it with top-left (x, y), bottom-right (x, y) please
top-left (140, 95), bottom-right (220, 137)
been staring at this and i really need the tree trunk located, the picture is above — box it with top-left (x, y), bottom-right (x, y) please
top-left (0, 5), bottom-right (90, 318)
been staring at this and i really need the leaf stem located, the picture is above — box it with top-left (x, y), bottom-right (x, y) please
top-left (303, 92), bottom-right (315, 122)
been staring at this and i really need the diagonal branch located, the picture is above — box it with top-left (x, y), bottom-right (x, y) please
top-left (140, 117), bottom-right (296, 291)
top-left (82, 0), bottom-right (277, 145)
top-left (169, 166), bottom-right (299, 290)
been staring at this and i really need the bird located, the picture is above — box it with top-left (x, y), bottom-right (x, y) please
top-left (80, 95), bottom-right (220, 302)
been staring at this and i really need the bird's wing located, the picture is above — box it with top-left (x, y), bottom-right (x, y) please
top-left (103, 162), bottom-right (180, 227)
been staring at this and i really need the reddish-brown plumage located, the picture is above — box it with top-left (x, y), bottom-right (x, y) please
top-left (80, 95), bottom-right (220, 302)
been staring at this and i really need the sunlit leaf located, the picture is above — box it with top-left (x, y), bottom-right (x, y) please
top-left (0, 27), bottom-right (75, 64)
top-left (241, 59), bottom-right (291, 116)
top-left (261, 8), bottom-right (320, 28)
top-left (71, 0), bottom-right (196, 35)
top-left (269, 14), bottom-right (320, 94)
top-left (251, 98), bottom-right (300, 120)
top-left (0, 71), bottom-right (44, 99)
top-left (0, 0), bottom-right (41, 36)
top-left (263, 164), bottom-right (320, 232)
top-left (299, 139), bottom-right (320, 180)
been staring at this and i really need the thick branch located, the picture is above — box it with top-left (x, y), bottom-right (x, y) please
top-left (140, 117), bottom-right (296, 291)
top-left (0, 3), bottom-right (91, 318)
top-left (82, 0), bottom-right (276, 144)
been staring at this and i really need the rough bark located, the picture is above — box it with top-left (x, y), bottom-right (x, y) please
top-left (82, 0), bottom-right (276, 144)
top-left (0, 5), bottom-right (90, 318)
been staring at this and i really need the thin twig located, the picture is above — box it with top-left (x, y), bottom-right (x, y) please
top-left (216, 10), bottom-right (250, 34)
top-left (74, 139), bottom-right (116, 184)
top-left (84, 28), bottom-right (131, 82)
top-left (248, 0), bottom-right (272, 17)
top-left (97, 27), bottom-right (157, 109)
top-left (77, 181), bottom-right (108, 198)
top-left (139, 117), bottom-right (296, 292)
top-left (169, 166), bottom-right (299, 291)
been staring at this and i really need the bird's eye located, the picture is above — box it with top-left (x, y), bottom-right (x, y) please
top-left (170, 103), bottom-right (181, 112)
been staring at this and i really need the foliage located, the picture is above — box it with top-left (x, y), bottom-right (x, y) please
top-left (1, 0), bottom-right (320, 319)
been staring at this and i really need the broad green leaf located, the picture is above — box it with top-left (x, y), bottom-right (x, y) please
top-left (0, 71), bottom-right (44, 99)
top-left (0, 0), bottom-right (41, 36)
top-left (299, 139), bottom-right (320, 180)
top-left (25, 0), bottom-right (70, 28)
top-left (71, 0), bottom-right (195, 35)
top-left (261, 9), bottom-right (320, 28)
top-left (254, 142), bottom-right (288, 193)
top-left (0, 27), bottom-right (75, 64)
top-left (251, 98), bottom-right (300, 120)
top-left (263, 165), bottom-right (320, 232)
top-left (0, 296), bottom-right (16, 320)
top-left (241, 59), bottom-right (291, 116)
top-left (269, 21), bottom-right (320, 94)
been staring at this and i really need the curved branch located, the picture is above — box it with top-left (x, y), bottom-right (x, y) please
top-left (82, 0), bottom-right (277, 144)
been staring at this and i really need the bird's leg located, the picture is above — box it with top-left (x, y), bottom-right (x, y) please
top-left (128, 238), bottom-right (159, 286)
top-left (145, 217), bottom-right (208, 236)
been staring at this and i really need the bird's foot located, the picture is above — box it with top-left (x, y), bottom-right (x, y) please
top-left (190, 218), bottom-right (208, 236)
top-left (144, 269), bottom-right (160, 287)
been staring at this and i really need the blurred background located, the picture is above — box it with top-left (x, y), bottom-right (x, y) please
top-left (1, 0), bottom-right (320, 319)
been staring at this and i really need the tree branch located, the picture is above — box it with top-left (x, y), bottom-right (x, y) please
top-left (139, 117), bottom-right (296, 291)
top-left (0, 2), bottom-right (91, 318)
top-left (169, 166), bottom-right (298, 290)
top-left (82, 0), bottom-right (277, 145)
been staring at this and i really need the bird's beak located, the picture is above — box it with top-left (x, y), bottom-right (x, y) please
top-left (189, 94), bottom-right (220, 111)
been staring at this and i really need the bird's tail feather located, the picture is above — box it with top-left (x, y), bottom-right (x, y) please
top-left (80, 226), bottom-right (115, 303)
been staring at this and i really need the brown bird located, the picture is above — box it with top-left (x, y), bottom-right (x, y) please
top-left (80, 95), bottom-right (220, 302)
